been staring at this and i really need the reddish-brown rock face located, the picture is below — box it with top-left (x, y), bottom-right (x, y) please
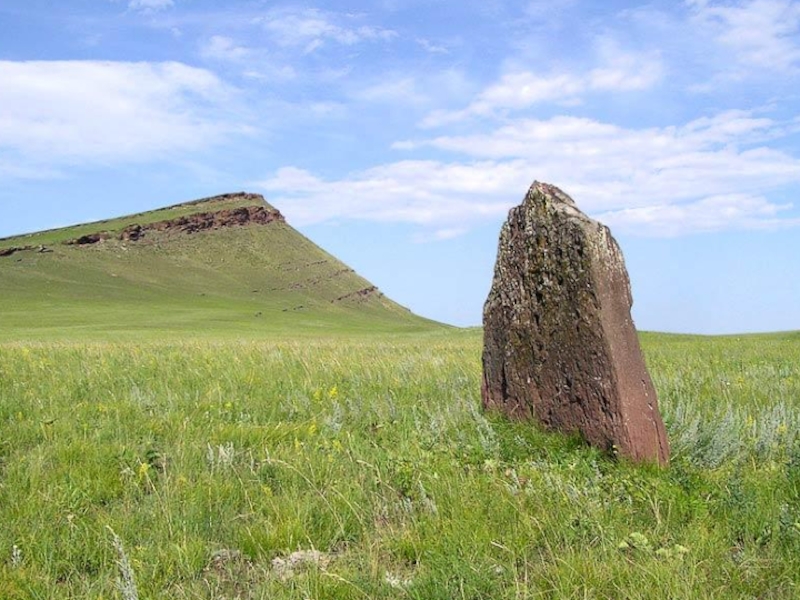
top-left (481, 182), bottom-right (669, 465)
top-left (146, 205), bottom-right (284, 235)
top-left (64, 200), bottom-right (285, 246)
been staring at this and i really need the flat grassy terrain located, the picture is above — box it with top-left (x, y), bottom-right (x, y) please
top-left (2, 330), bottom-right (800, 598)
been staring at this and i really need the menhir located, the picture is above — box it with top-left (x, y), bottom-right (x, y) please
top-left (481, 182), bottom-right (669, 465)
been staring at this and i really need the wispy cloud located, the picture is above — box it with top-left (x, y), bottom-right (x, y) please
top-left (597, 194), bottom-right (799, 236)
top-left (255, 161), bottom-right (525, 227)
top-left (411, 227), bottom-right (470, 243)
top-left (338, 68), bottom-right (476, 121)
top-left (523, 0), bottom-right (579, 21)
top-left (352, 77), bottom-right (428, 105)
top-left (127, 0), bottom-right (174, 13)
top-left (196, 35), bottom-right (296, 80)
top-left (687, 0), bottom-right (800, 73)
top-left (0, 60), bottom-right (249, 166)
top-left (406, 110), bottom-right (785, 161)
top-left (200, 35), bottom-right (249, 61)
top-left (0, 159), bottom-right (64, 181)
top-left (416, 38), bottom-right (449, 54)
top-left (420, 41), bottom-right (662, 127)
top-left (255, 8), bottom-right (396, 54)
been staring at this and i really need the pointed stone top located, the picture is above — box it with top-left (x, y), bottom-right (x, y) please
top-left (525, 180), bottom-right (587, 223)
top-left (528, 181), bottom-right (576, 205)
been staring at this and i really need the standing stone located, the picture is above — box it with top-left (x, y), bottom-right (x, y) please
top-left (481, 182), bottom-right (669, 465)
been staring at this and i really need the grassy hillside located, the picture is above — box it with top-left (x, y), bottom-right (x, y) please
top-left (1, 332), bottom-right (800, 598)
top-left (0, 193), bottom-right (439, 340)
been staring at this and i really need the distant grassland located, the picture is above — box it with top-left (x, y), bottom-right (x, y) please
top-left (2, 331), bottom-right (800, 598)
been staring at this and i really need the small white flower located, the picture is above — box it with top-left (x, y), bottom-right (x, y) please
top-left (11, 545), bottom-right (22, 568)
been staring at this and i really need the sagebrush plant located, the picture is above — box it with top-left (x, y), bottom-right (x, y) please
top-left (109, 528), bottom-right (139, 600)
top-left (1, 331), bottom-right (800, 598)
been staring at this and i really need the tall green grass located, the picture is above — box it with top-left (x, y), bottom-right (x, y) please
top-left (1, 331), bottom-right (799, 598)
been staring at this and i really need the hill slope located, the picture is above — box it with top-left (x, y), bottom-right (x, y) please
top-left (0, 192), bottom-right (440, 340)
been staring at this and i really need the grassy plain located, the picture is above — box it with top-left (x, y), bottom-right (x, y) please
top-left (2, 330), bottom-right (800, 599)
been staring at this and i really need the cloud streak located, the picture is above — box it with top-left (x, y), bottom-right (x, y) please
top-left (688, 0), bottom-right (800, 73)
top-left (421, 41), bottom-right (663, 127)
top-left (598, 194), bottom-right (799, 236)
top-left (255, 8), bottom-right (396, 54)
top-left (200, 36), bottom-right (250, 61)
top-left (255, 160), bottom-right (526, 235)
top-left (127, 0), bottom-right (174, 13)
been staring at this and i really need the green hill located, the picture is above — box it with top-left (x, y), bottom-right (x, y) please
top-left (0, 192), bottom-right (441, 340)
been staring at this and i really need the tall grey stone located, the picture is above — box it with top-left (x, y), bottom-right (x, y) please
top-left (481, 182), bottom-right (669, 465)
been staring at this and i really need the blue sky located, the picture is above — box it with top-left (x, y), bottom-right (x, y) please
top-left (1, 0), bottom-right (799, 333)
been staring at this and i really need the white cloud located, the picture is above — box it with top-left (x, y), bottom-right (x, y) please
top-left (408, 110), bottom-right (783, 160)
top-left (412, 227), bottom-right (469, 243)
top-left (127, 0), bottom-right (174, 13)
top-left (402, 111), bottom-right (800, 210)
top-left (597, 194), bottom-right (798, 236)
top-left (0, 61), bottom-right (249, 166)
top-left (420, 73), bottom-right (581, 128)
top-left (420, 43), bottom-right (662, 127)
top-left (688, 0), bottom-right (800, 73)
top-left (353, 77), bottom-right (427, 105)
top-left (416, 38), bottom-right (449, 54)
top-left (524, 0), bottom-right (579, 19)
top-left (256, 161), bottom-right (527, 227)
top-left (200, 36), bottom-right (249, 61)
top-left (588, 37), bottom-right (664, 91)
top-left (260, 109), bottom-right (800, 237)
top-left (0, 158), bottom-right (64, 180)
top-left (243, 68), bottom-right (296, 81)
top-left (256, 8), bottom-right (396, 53)
top-left (345, 68), bottom-right (473, 113)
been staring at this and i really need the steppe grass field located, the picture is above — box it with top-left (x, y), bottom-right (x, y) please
top-left (2, 330), bottom-right (800, 599)
top-left (2, 198), bottom-right (800, 597)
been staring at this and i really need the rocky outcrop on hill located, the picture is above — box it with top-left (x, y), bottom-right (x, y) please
top-left (0, 245), bottom-right (53, 256)
top-left (332, 286), bottom-right (380, 303)
top-left (66, 233), bottom-right (110, 245)
top-left (481, 181), bottom-right (670, 465)
top-left (0, 246), bottom-right (30, 257)
top-left (64, 203), bottom-right (284, 246)
top-left (143, 205), bottom-right (284, 235)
